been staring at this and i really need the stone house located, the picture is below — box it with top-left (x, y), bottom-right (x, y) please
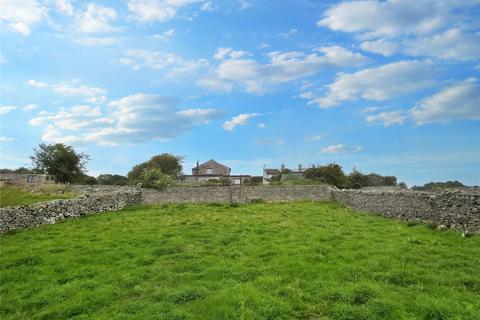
top-left (263, 164), bottom-right (304, 184)
top-left (0, 173), bottom-right (55, 185)
top-left (192, 159), bottom-right (231, 175)
top-left (182, 159), bottom-right (250, 185)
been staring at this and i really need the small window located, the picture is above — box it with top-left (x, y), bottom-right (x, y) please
top-left (27, 175), bottom-right (35, 183)
top-left (234, 178), bottom-right (241, 185)
top-left (206, 168), bottom-right (213, 174)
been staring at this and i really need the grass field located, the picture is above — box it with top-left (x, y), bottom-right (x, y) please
top-left (1, 202), bottom-right (479, 319)
top-left (0, 185), bottom-right (75, 207)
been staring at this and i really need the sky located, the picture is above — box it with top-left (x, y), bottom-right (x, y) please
top-left (0, 0), bottom-right (479, 187)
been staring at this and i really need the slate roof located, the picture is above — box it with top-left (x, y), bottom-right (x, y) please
top-left (264, 169), bottom-right (280, 175)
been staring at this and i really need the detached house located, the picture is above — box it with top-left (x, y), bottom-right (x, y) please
top-left (182, 159), bottom-right (250, 185)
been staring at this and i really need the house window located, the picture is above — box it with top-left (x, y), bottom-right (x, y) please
top-left (27, 175), bottom-right (35, 183)
top-left (234, 178), bottom-right (241, 185)
top-left (206, 168), bottom-right (213, 174)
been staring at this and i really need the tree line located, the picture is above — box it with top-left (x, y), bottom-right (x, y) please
top-left (1, 143), bottom-right (470, 190)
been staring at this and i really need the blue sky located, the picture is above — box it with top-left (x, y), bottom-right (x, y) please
top-left (1, 0), bottom-right (479, 186)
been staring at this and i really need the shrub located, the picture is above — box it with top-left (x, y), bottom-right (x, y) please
top-left (140, 168), bottom-right (173, 190)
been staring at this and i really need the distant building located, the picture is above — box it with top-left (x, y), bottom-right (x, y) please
top-left (182, 159), bottom-right (250, 185)
top-left (0, 173), bottom-right (55, 185)
top-left (263, 164), bottom-right (304, 184)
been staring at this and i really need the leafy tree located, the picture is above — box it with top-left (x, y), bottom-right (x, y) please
top-left (399, 182), bottom-right (407, 189)
top-left (77, 174), bottom-right (98, 185)
top-left (128, 153), bottom-right (184, 183)
top-left (348, 169), bottom-right (369, 189)
top-left (304, 163), bottom-right (349, 188)
top-left (412, 181), bottom-right (465, 191)
top-left (140, 168), bottom-right (173, 189)
top-left (30, 143), bottom-right (89, 183)
top-left (383, 176), bottom-right (397, 186)
top-left (97, 174), bottom-right (128, 185)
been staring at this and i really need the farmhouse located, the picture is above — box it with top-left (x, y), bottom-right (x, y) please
top-left (263, 164), bottom-right (305, 184)
top-left (0, 173), bottom-right (55, 185)
top-left (182, 159), bottom-right (250, 185)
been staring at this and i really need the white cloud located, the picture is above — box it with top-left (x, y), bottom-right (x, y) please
top-left (360, 39), bottom-right (399, 56)
top-left (196, 77), bottom-right (233, 93)
top-left (279, 28), bottom-right (298, 38)
top-left (23, 104), bottom-right (39, 112)
top-left (314, 60), bottom-right (436, 108)
top-left (318, 0), bottom-right (478, 38)
top-left (0, 0), bottom-right (45, 35)
top-left (214, 47), bottom-right (250, 60)
top-left (305, 134), bottom-right (322, 142)
top-left (118, 49), bottom-right (209, 78)
top-left (238, 0), bottom-right (251, 10)
top-left (321, 144), bottom-right (362, 154)
top-left (29, 93), bottom-right (224, 146)
top-left (27, 80), bottom-right (107, 103)
top-left (74, 3), bottom-right (119, 33)
top-left (403, 29), bottom-right (480, 61)
top-left (52, 83), bottom-right (106, 97)
top-left (0, 136), bottom-right (14, 142)
top-left (51, 0), bottom-right (74, 16)
top-left (128, 0), bottom-right (200, 23)
top-left (0, 106), bottom-right (16, 115)
top-left (411, 78), bottom-right (480, 124)
top-left (320, 1), bottom-right (480, 61)
top-left (201, 1), bottom-right (216, 12)
top-left (27, 79), bottom-right (48, 88)
top-left (151, 28), bottom-right (176, 41)
top-left (223, 113), bottom-right (260, 131)
top-left (257, 123), bottom-right (266, 129)
top-left (201, 46), bottom-right (368, 94)
top-left (366, 111), bottom-right (407, 127)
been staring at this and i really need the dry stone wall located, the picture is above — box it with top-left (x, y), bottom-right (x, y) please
top-left (142, 185), bottom-right (332, 204)
top-left (143, 186), bottom-right (479, 233)
top-left (0, 188), bottom-right (141, 233)
top-left (1, 185), bottom-right (478, 234)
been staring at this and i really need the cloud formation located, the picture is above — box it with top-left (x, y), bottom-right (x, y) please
top-left (313, 60), bottom-right (436, 108)
top-left (223, 113), bottom-right (261, 131)
top-left (411, 78), bottom-right (480, 124)
top-left (320, 144), bottom-right (362, 154)
top-left (28, 93), bottom-right (224, 146)
top-left (200, 46), bottom-right (368, 94)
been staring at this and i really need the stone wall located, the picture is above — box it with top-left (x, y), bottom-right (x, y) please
top-left (1, 185), bottom-right (478, 234)
top-left (143, 186), bottom-right (479, 233)
top-left (69, 184), bottom-right (140, 194)
top-left (0, 189), bottom-right (141, 233)
top-left (332, 189), bottom-right (480, 233)
top-left (142, 185), bottom-right (332, 204)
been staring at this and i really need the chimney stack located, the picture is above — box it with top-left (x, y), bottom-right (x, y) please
top-left (298, 164), bottom-right (303, 172)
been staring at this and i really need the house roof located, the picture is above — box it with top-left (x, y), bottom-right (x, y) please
top-left (264, 169), bottom-right (280, 175)
top-left (194, 159), bottom-right (230, 170)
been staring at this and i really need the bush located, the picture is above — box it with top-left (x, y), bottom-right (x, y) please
top-left (140, 168), bottom-right (174, 190)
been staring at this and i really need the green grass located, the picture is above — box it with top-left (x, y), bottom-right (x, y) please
top-left (0, 185), bottom-right (75, 207)
top-left (1, 202), bottom-right (479, 319)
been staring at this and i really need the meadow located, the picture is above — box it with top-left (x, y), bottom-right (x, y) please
top-left (0, 185), bottom-right (75, 207)
top-left (0, 201), bottom-right (479, 319)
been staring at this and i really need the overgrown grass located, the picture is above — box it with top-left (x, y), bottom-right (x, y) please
top-left (1, 202), bottom-right (479, 319)
top-left (0, 185), bottom-right (76, 207)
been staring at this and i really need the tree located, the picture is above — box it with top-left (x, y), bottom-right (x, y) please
top-left (128, 153), bottom-right (184, 183)
top-left (140, 168), bottom-right (174, 189)
top-left (97, 174), bottom-right (128, 185)
top-left (30, 143), bottom-right (89, 183)
top-left (348, 169), bottom-right (369, 189)
top-left (304, 163), bottom-right (349, 188)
